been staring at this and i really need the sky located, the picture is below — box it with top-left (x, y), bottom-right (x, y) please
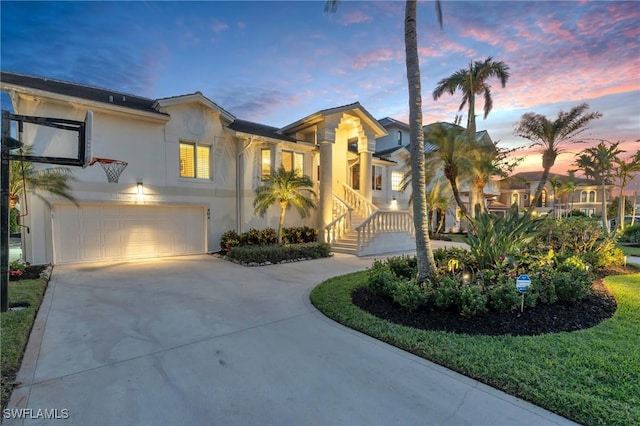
top-left (1, 0), bottom-right (639, 188)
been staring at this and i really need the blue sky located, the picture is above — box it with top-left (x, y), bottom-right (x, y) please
top-left (1, 0), bottom-right (639, 177)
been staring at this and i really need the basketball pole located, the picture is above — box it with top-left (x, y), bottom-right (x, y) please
top-left (1, 112), bottom-right (21, 312)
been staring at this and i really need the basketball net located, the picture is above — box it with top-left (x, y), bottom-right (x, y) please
top-left (89, 157), bottom-right (128, 183)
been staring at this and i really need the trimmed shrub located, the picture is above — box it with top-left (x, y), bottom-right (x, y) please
top-left (283, 226), bottom-right (318, 244)
top-left (367, 260), bottom-right (397, 298)
top-left (487, 283), bottom-right (521, 313)
top-left (386, 255), bottom-right (417, 279)
top-left (459, 285), bottom-right (487, 317)
top-left (226, 242), bottom-right (331, 264)
top-left (434, 276), bottom-right (461, 310)
top-left (392, 279), bottom-right (426, 311)
top-left (553, 266), bottom-right (593, 302)
top-left (619, 223), bottom-right (640, 246)
top-left (220, 230), bottom-right (240, 254)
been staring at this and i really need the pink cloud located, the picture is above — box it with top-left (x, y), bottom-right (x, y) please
top-left (351, 48), bottom-right (399, 69)
top-left (211, 20), bottom-right (229, 33)
top-left (341, 11), bottom-right (374, 25)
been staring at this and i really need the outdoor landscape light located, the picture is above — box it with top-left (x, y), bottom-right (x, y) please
top-left (390, 197), bottom-right (398, 211)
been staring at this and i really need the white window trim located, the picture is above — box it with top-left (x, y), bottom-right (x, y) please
top-left (179, 141), bottom-right (212, 181)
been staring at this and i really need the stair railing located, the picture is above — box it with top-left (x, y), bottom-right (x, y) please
top-left (356, 210), bottom-right (414, 252)
top-left (342, 184), bottom-right (378, 218)
top-left (324, 194), bottom-right (352, 244)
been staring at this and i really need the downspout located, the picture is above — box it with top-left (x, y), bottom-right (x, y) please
top-left (236, 136), bottom-right (255, 234)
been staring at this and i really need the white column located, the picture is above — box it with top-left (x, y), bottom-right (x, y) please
top-left (319, 140), bottom-right (334, 235)
top-left (359, 151), bottom-right (372, 202)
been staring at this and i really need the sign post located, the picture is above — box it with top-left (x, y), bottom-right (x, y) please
top-left (516, 274), bottom-right (532, 313)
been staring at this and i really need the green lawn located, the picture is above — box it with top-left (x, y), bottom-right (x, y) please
top-left (1, 277), bottom-right (48, 411)
top-left (618, 244), bottom-right (640, 257)
top-left (311, 271), bottom-right (640, 426)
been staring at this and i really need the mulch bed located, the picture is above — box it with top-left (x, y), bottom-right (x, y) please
top-left (351, 279), bottom-right (618, 336)
top-left (9, 265), bottom-right (47, 281)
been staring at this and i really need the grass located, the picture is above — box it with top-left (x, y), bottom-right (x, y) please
top-left (618, 244), bottom-right (640, 257)
top-left (1, 277), bottom-right (48, 411)
top-left (311, 271), bottom-right (640, 426)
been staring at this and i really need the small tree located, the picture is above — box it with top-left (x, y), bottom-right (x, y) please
top-left (253, 165), bottom-right (317, 245)
top-left (574, 140), bottom-right (623, 233)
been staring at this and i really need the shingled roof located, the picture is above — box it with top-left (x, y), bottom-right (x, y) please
top-left (501, 172), bottom-right (598, 190)
top-left (227, 119), bottom-right (296, 142)
top-left (0, 71), bottom-right (167, 117)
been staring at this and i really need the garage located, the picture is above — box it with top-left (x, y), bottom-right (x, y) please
top-left (52, 204), bottom-right (206, 264)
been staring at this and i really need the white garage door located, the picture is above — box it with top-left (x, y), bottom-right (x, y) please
top-left (52, 204), bottom-right (206, 264)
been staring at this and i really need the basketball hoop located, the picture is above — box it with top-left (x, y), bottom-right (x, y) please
top-left (89, 157), bottom-right (128, 183)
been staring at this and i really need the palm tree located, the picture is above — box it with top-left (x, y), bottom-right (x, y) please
top-left (424, 178), bottom-right (453, 234)
top-left (574, 141), bottom-right (623, 232)
top-left (514, 103), bottom-right (602, 208)
top-left (613, 149), bottom-right (640, 230)
top-left (10, 147), bottom-right (77, 209)
top-left (253, 165), bottom-right (317, 245)
top-left (432, 57), bottom-right (510, 137)
top-left (432, 57), bottom-right (509, 215)
top-left (327, 0), bottom-right (442, 281)
top-left (424, 123), bottom-right (472, 217)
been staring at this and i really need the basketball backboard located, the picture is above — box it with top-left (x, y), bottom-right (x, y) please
top-left (1, 110), bottom-right (92, 167)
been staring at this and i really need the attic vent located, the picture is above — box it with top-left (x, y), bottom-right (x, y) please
top-left (108, 95), bottom-right (114, 102)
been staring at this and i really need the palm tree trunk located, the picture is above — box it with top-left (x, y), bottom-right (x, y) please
top-left (405, 0), bottom-right (435, 282)
top-left (601, 180), bottom-right (608, 232)
top-left (619, 194), bottom-right (626, 231)
top-left (278, 201), bottom-right (287, 244)
top-left (447, 174), bottom-right (468, 217)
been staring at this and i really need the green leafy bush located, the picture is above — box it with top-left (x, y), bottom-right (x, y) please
top-left (487, 284), bottom-right (521, 313)
top-left (459, 285), bottom-right (487, 317)
top-left (226, 242), bottom-right (331, 264)
top-left (392, 279), bottom-right (426, 311)
top-left (283, 226), bottom-right (318, 244)
top-left (385, 255), bottom-right (417, 279)
top-left (220, 230), bottom-right (240, 254)
top-left (553, 267), bottom-right (592, 302)
top-left (434, 276), bottom-right (461, 310)
top-left (619, 223), bottom-right (640, 246)
top-left (367, 260), bottom-right (397, 298)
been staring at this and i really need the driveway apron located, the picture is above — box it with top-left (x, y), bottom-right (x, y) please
top-left (5, 252), bottom-right (576, 425)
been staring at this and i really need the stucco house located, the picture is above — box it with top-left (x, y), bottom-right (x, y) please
top-left (2, 71), bottom-right (425, 264)
top-left (499, 171), bottom-right (613, 218)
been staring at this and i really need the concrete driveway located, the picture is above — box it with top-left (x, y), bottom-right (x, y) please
top-left (6, 252), bottom-right (575, 425)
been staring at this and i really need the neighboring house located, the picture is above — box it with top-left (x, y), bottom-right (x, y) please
top-left (499, 171), bottom-right (612, 217)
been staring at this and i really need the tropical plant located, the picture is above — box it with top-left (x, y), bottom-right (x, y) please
top-left (612, 149), bottom-right (640, 231)
top-left (253, 165), bottom-right (317, 245)
top-left (432, 57), bottom-right (510, 137)
top-left (433, 57), bottom-right (510, 216)
top-left (574, 140), bottom-right (623, 233)
top-left (424, 178), bottom-right (452, 234)
top-left (9, 146), bottom-right (77, 208)
top-left (514, 103), bottom-right (602, 208)
top-left (424, 123), bottom-right (471, 216)
top-left (465, 204), bottom-right (542, 270)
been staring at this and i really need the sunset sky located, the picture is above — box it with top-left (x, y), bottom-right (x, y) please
top-left (1, 1), bottom-right (639, 185)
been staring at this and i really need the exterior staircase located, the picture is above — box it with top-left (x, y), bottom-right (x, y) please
top-left (329, 211), bottom-right (365, 255)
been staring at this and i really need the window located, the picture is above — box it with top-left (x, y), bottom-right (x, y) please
top-left (282, 150), bottom-right (304, 175)
top-left (581, 191), bottom-right (587, 203)
top-left (180, 142), bottom-right (210, 179)
top-left (372, 165), bottom-right (383, 191)
top-left (261, 149), bottom-right (271, 180)
top-left (589, 190), bottom-right (596, 203)
top-left (581, 190), bottom-right (596, 203)
top-left (397, 130), bottom-right (403, 146)
top-left (512, 193), bottom-right (519, 206)
top-left (537, 189), bottom-right (547, 207)
top-left (391, 171), bottom-right (403, 191)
